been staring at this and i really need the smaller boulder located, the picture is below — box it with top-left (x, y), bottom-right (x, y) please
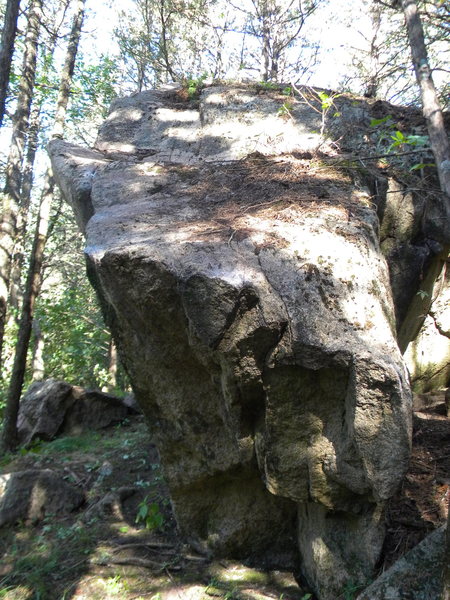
top-left (413, 390), bottom-right (447, 413)
top-left (16, 379), bottom-right (74, 444)
top-left (356, 526), bottom-right (446, 600)
top-left (0, 469), bottom-right (84, 527)
top-left (62, 386), bottom-right (132, 435)
top-left (17, 379), bottom-right (132, 445)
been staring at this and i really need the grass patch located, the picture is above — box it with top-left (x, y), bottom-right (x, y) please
top-left (0, 519), bottom-right (100, 599)
top-left (40, 432), bottom-right (102, 454)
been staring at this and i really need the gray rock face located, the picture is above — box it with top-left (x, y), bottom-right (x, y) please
top-left (373, 174), bottom-right (450, 370)
top-left (48, 84), bottom-right (413, 599)
top-left (17, 379), bottom-right (73, 444)
top-left (17, 378), bottom-right (131, 445)
top-left (0, 469), bottom-right (84, 527)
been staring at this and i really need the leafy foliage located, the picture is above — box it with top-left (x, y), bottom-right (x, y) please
top-left (68, 54), bottom-right (119, 142)
top-left (135, 496), bottom-right (165, 530)
top-left (182, 73), bottom-right (208, 100)
top-left (368, 112), bottom-right (434, 171)
top-left (35, 281), bottom-right (111, 389)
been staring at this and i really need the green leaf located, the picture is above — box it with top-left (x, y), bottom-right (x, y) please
top-left (149, 502), bottom-right (160, 514)
top-left (369, 115), bottom-right (393, 127)
top-left (416, 289), bottom-right (429, 300)
top-left (318, 91), bottom-right (333, 109)
top-left (409, 162), bottom-right (435, 171)
top-left (405, 134), bottom-right (428, 146)
top-left (136, 502), bottom-right (149, 522)
top-left (392, 130), bottom-right (406, 142)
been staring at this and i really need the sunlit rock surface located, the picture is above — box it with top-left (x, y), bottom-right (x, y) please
top-left (49, 84), bottom-right (413, 600)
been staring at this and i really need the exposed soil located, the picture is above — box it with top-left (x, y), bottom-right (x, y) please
top-left (382, 392), bottom-right (449, 571)
top-left (0, 393), bottom-right (448, 600)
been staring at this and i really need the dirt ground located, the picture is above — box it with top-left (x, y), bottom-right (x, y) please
top-left (383, 392), bottom-right (449, 570)
top-left (0, 393), bottom-right (448, 600)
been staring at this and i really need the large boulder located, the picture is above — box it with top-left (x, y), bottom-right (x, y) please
top-left (49, 84), bottom-right (413, 599)
top-left (17, 378), bottom-right (132, 445)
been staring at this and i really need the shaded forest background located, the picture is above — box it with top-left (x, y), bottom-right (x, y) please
top-left (0, 0), bottom-right (449, 445)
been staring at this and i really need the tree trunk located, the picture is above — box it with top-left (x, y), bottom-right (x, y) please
top-left (31, 317), bottom-right (44, 380)
top-left (0, 177), bottom-right (53, 452)
top-left (0, 0), bottom-right (21, 127)
top-left (397, 0), bottom-right (450, 358)
top-left (260, 1), bottom-right (271, 81)
top-left (0, 0), bottom-right (86, 453)
top-left (0, 0), bottom-right (42, 371)
top-left (10, 30), bottom-right (59, 312)
top-left (9, 103), bottom-right (41, 314)
top-left (158, 0), bottom-right (176, 83)
top-left (401, 0), bottom-right (450, 200)
top-left (107, 336), bottom-right (118, 392)
top-left (270, 35), bottom-right (281, 81)
top-left (52, 0), bottom-right (86, 138)
top-left (364, 3), bottom-right (382, 98)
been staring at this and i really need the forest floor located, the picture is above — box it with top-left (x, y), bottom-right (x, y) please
top-left (0, 393), bottom-right (448, 600)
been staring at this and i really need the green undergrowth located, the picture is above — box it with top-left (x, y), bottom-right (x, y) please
top-left (0, 416), bottom-right (318, 600)
top-left (0, 416), bottom-right (170, 599)
top-left (0, 519), bottom-right (99, 599)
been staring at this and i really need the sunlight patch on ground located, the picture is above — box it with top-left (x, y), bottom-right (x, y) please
top-left (209, 562), bottom-right (269, 585)
top-left (0, 585), bottom-right (31, 600)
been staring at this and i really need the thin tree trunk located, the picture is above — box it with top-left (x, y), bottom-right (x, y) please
top-left (0, 0), bottom-right (42, 371)
top-left (107, 337), bottom-right (118, 393)
top-left (10, 26), bottom-right (59, 313)
top-left (158, 0), bottom-right (176, 82)
top-left (400, 0), bottom-right (450, 199)
top-left (365, 4), bottom-right (382, 98)
top-left (9, 103), bottom-right (41, 314)
top-left (396, 0), bottom-right (450, 357)
top-left (0, 0), bottom-right (86, 453)
top-left (0, 0), bottom-right (21, 127)
top-left (270, 35), bottom-right (280, 81)
top-left (260, 1), bottom-right (271, 81)
top-left (52, 0), bottom-right (86, 138)
top-left (31, 317), bottom-right (44, 380)
top-left (1, 178), bottom-right (53, 452)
